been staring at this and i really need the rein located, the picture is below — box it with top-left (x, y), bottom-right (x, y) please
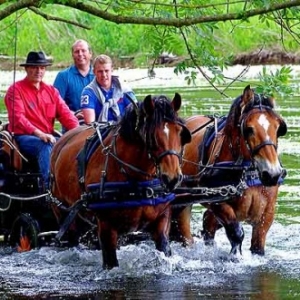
top-left (108, 136), bottom-right (157, 179)
top-left (182, 102), bottom-right (283, 196)
top-left (84, 114), bottom-right (187, 198)
top-left (107, 119), bottom-right (187, 178)
top-left (190, 118), bottom-right (214, 135)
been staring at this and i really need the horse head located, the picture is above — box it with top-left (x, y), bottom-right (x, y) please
top-left (229, 85), bottom-right (287, 186)
top-left (120, 93), bottom-right (191, 191)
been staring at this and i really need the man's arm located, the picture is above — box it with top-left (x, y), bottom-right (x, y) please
top-left (80, 88), bottom-right (97, 124)
top-left (4, 85), bottom-right (36, 134)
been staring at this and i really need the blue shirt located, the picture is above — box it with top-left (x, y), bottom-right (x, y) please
top-left (80, 80), bottom-right (134, 122)
top-left (53, 65), bottom-right (94, 112)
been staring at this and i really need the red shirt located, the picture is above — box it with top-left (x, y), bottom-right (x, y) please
top-left (4, 77), bottom-right (79, 134)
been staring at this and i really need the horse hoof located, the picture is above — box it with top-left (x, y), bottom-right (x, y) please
top-left (250, 248), bottom-right (265, 256)
top-left (204, 238), bottom-right (215, 247)
top-left (230, 243), bottom-right (242, 255)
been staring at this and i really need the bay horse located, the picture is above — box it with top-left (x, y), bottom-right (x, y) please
top-left (50, 93), bottom-right (191, 269)
top-left (171, 85), bottom-right (287, 255)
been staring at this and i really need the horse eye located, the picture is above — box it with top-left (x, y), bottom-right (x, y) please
top-left (243, 127), bottom-right (254, 138)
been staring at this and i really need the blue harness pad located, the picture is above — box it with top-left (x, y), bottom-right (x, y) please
top-left (86, 179), bottom-right (175, 209)
top-left (211, 161), bottom-right (284, 187)
top-left (244, 167), bottom-right (284, 187)
top-left (200, 116), bottom-right (285, 188)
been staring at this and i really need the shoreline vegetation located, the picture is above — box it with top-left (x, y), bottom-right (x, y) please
top-left (1, 49), bottom-right (300, 72)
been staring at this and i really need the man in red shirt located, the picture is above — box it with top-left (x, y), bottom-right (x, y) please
top-left (4, 51), bottom-right (79, 190)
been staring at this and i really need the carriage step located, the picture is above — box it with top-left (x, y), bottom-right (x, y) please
top-left (0, 234), bottom-right (8, 243)
top-left (38, 231), bottom-right (59, 238)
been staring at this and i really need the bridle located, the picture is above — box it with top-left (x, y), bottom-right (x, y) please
top-left (239, 105), bottom-right (278, 157)
top-left (146, 119), bottom-right (189, 166)
top-left (104, 119), bottom-right (188, 181)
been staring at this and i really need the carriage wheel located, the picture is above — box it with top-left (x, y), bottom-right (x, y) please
top-left (9, 213), bottom-right (40, 252)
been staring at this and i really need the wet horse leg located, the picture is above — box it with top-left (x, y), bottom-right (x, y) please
top-left (203, 204), bottom-right (244, 255)
top-left (151, 207), bottom-right (172, 257)
top-left (250, 186), bottom-right (278, 255)
top-left (170, 205), bottom-right (194, 246)
top-left (250, 205), bottom-right (276, 255)
top-left (98, 220), bottom-right (119, 269)
top-left (202, 209), bottom-right (222, 246)
top-left (251, 224), bottom-right (267, 255)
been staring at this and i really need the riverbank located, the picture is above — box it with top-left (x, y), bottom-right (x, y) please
top-left (1, 65), bottom-right (300, 93)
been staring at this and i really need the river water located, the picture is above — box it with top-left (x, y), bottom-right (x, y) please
top-left (0, 66), bottom-right (299, 299)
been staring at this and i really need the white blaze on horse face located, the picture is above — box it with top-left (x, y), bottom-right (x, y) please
top-left (256, 113), bottom-right (282, 175)
top-left (164, 123), bottom-right (170, 140)
top-left (258, 114), bottom-right (270, 139)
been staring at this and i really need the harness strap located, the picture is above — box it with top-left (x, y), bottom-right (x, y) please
top-left (76, 123), bottom-right (112, 191)
top-left (199, 116), bottom-right (227, 165)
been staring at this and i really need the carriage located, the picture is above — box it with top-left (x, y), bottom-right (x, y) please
top-left (0, 86), bottom-right (287, 269)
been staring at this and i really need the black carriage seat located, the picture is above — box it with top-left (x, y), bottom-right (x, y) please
top-left (0, 124), bottom-right (62, 172)
top-left (0, 127), bottom-right (23, 171)
top-left (0, 127), bottom-right (46, 194)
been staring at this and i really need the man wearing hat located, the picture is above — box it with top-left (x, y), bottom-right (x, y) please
top-left (4, 51), bottom-right (79, 190)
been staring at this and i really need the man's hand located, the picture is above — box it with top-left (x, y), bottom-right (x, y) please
top-left (33, 129), bottom-right (57, 144)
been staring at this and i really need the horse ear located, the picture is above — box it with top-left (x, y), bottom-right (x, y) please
top-left (278, 118), bottom-right (287, 137)
top-left (241, 85), bottom-right (254, 110)
top-left (181, 124), bottom-right (192, 145)
top-left (269, 96), bottom-right (276, 108)
top-left (143, 95), bottom-right (155, 116)
top-left (172, 93), bottom-right (182, 112)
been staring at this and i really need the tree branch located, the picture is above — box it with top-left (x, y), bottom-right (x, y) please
top-left (61, 0), bottom-right (300, 27)
top-left (1, 0), bottom-right (300, 27)
top-left (28, 7), bottom-right (91, 29)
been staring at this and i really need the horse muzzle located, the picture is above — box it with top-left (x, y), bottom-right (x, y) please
top-left (260, 168), bottom-right (286, 187)
top-left (160, 173), bottom-right (183, 192)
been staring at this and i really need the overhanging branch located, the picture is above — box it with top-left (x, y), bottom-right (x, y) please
top-left (62, 0), bottom-right (300, 27)
top-left (1, 0), bottom-right (300, 27)
top-left (29, 7), bottom-right (91, 29)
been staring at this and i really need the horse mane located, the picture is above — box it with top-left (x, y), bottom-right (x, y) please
top-left (224, 91), bottom-right (275, 135)
top-left (119, 95), bottom-right (184, 147)
top-left (118, 102), bottom-right (139, 141)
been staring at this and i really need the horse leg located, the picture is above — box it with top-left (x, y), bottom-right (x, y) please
top-left (151, 207), bottom-right (172, 257)
top-left (224, 221), bottom-right (244, 255)
top-left (201, 209), bottom-right (223, 246)
top-left (250, 210), bottom-right (275, 255)
top-left (51, 204), bottom-right (80, 247)
top-left (250, 187), bottom-right (277, 255)
top-left (205, 204), bottom-right (244, 255)
top-left (250, 224), bottom-right (267, 255)
top-left (98, 220), bottom-right (118, 269)
top-left (170, 205), bottom-right (194, 246)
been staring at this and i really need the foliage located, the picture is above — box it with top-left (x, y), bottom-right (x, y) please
top-left (256, 66), bottom-right (294, 97)
top-left (1, 0), bottom-right (300, 95)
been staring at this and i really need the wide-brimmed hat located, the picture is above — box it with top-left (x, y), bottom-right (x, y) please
top-left (20, 51), bottom-right (52, 67)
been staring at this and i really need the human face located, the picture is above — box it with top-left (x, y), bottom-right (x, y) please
top-left (94, 62), bottom-right (113, 90)
top-left (72, 41), bottom-right (92, 67)
top-left (25, 66), bottom-right (46, 84)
